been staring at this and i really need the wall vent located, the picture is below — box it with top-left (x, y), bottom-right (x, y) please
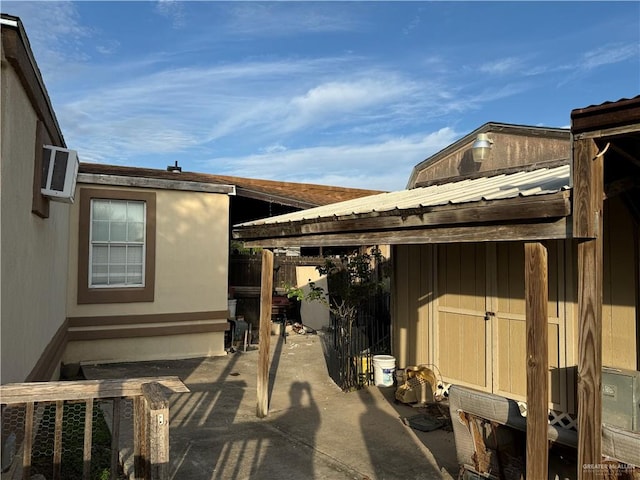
top-left (40, 145), bottom-right (79, 203)
top-left (602, 366), bottom-right (640, 432)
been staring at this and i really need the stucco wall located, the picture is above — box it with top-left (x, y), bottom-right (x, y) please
top-left (64, 184), bottom-right (230, 363)
top-left (63, 332), bottom-right (225, 365)
top-left (1, 57), bottom-right (70, 383)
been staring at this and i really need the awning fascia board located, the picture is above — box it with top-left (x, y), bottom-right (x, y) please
top-left (241, 217), bottom-right (572, 248)
top-left (233, 191), bottom-right (571, 242)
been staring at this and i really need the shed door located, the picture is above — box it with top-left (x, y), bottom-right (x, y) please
top-left (436, 244), bottom-right (490, 390)
top-left (493, 241), bottom-right (566, 407)
top-left (436, 242), bottom-right (567, 406)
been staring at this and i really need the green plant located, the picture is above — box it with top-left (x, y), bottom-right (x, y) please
top-left (286, 247), bottom-right (387, 326)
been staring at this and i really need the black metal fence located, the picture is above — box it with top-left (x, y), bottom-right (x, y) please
top-left (322, 292), bottom-right (391, 391)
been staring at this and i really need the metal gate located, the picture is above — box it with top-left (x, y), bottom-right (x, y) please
top-left (322, 292), bottom-right (391, 391)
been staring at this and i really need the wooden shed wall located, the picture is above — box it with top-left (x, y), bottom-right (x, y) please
top-left (412, 132), bottom-right (569, 187)
top-left (596, 196), bottom-right (637, 371)
top-left (391, 198), bottom-right (638, 411)
top-left (392, 244), bottom-right (432, 369)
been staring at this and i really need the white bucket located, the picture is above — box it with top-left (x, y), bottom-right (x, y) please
top-left (372, 355), bottom-right (396, 387)
top-left (228, 299), bottom-right (237, 318)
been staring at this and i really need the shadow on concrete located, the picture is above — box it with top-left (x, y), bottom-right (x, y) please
top-left (374, 386), bottom-right (460, 479)
top-left (85, 334), bottom-right (460, 480)
top-left (356, 387), bottom-right (449, 480)
top-left (267, 330), bottom-right (286, 407)
top-left (252, 381), bottom-right (320, 479)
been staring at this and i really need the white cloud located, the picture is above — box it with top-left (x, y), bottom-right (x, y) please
top-left (200, 128), bottom-right (459, 191)
top-left (478, 57), bottom-right (523, 75)
top-left (580, 43), bottom-right (639, 70)
top-left (224, 3), bottom-right (361, 37)
top-left (155, 0), bottom-right (186, 29)
top-left (2, 1), bottom-right (91, 80)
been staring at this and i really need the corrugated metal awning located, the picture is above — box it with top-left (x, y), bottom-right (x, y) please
top-left (236, 164), bottom-right (571, 227)
top-left (233, 163), bottom-right (573, 247)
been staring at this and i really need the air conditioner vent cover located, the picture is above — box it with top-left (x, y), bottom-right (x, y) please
top-left (41, 145), bottom-right (79, 203)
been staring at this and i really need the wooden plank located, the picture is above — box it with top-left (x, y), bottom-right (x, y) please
top-left (525, 242), bottom-right (549, 480)
top-left (53, 400), bottom-right (64, 480)
top-left (574, 134), bottom-right (604, 479)
top-left (243, 218), bottom-right (572, 248)
top-left (76, 173), bottom-right (236, 194)
top-left (141, 383), bottom-right (169, 480)
top-left (572, 138), bottom-right (600, 238)
top-left (257, 249), bottom-right (274, 418)
top-left (573, 124), bottom-right (640, 140)
top-left (133, 396), bottom-right (148, 480)
top-left (0, 376), bottom-right (189, 404)
top-left (22, 402), bottom-right (34, 480)
top-left (577, 239), bottom-right (603, 479)
top-left (83, 399), bottom-right (94, 480)
top-left (110, 398), bottom-right (121, 480)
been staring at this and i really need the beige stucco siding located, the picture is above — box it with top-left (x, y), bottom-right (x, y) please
top-left (67, 185), bottom-right (229, 316)
top-left (63, 332), bottom-right (225, 365)
top-left (65, 184), bottom-right (230, 363)
top-left (1, 59), bottom-right (70, 383)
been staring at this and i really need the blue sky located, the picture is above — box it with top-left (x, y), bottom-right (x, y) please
top-left (4, 2), bottom-right (639, 190)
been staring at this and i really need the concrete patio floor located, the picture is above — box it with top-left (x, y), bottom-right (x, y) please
top-left (83, 331), bottom-right (459, 480)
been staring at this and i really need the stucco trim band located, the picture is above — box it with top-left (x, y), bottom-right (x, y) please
top-left (67, 311), bottom-right (230, 340)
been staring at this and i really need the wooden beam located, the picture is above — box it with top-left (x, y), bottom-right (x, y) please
top-left (573, 123), bottom-right (640, 140)
top-left (573, 139), bottom-right (601, 238)
top-left (77, 173), bottom-right (236, 194)
top-left (574, 137), bottom-right (604, 480)
top-left (243, 218), bottom-right (572, 248)
top-left (257, 249), bottom-right (274, 418)
top-left (525, 242), bottom-right (549, 480)
top-left (0, 376), bottom-right (189, 404)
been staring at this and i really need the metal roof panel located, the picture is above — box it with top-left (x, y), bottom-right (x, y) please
top-left (235, 164), bottom-right (571, 227)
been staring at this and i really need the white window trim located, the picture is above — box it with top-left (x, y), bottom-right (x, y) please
top-left (88, 199), bottom-right (147, 289)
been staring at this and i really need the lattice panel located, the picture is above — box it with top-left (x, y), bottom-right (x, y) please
top-left (514, 402), bottom-right (578, 431)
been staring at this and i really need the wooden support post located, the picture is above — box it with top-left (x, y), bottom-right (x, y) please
top-left (53, 400), bottom-right (64, 480)
top-left (110, 398), bottom-right (121, 480)
top-left (133, 396), bottom-right (148, 479)
top-left (22, 401), bottom-right (34, 480)
top-left (578, 237), bottom-right (603, 478)
top-left (257, 249), bottom-right (274, 418)
top-left (141, 382), bottom-right (169, 480)
top-left (83, 398), bottom-right (94, 480)
top-left (574, 138), bottom-right (604, 480)
top-left (525, 242), bottom-right (549, 480)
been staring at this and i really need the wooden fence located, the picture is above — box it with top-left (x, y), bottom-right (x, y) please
top-left (0, 376), bottom-right (188, 480)
top-left (229, 255), bottom-right (327, 326)
top-left (229, 254), bottom-right (327, 293)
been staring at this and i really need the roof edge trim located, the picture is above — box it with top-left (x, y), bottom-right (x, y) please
top-left (78, 173), bottom-right (236, 194)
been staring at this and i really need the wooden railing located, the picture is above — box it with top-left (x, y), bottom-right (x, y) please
top-left (0, 376), bottom-right (189, 480)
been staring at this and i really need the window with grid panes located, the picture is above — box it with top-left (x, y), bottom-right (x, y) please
top-left (90, 199), bottom-right (146, 287)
